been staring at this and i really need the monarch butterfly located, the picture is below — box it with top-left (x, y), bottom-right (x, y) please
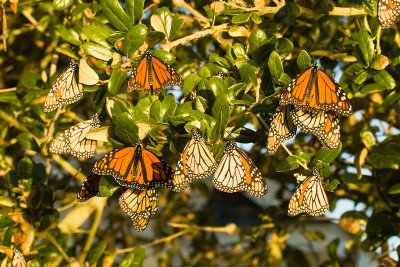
top-left (290, 108), bottom-right (340, 150)
top-left (173, 129), bottom-right (218, 191)
top-left (12, 247), bottom-right (26, 267)
top-left (279, 63), bottom-right (352, 116)
top-left (288, 168), bottom-right (329, 217)
top-left (77, 173), bottom-right (101, 202)
top-left (378, 0), bottom-right (400, 27)
top-left (127, 50), bottom-right (183, 94)
top-left (119, 187), bottom-right (158, 232)
top-left (49, 113), bottom-right (100, 159)
top-left (44, 60), bottom-right (83, 112)
top-left (267, 104), bottom-right (297, 155)
top-left (93, 144), bottom-right (174, 190)
top-left (213, 140), bottom-right (268, 197)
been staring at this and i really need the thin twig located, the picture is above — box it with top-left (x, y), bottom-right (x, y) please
top-left (0, 87), bottom-right (16, 93)
top-left (168, 222), bottom-right (237, 234)
top-left (47, 232), bottom-right (71, 262)
top-left (0, 109), bottom-right (30, 133)
top-left (162, 24), bottom-right (228, 51)
top-left (51, 155), bottom-right (87, 182)
top-left (173, 0), bottom-right (209, 23)
top-left (1, 5), bottom-right (7, 51)
top-left (79, 199), bottom-right (106, 263)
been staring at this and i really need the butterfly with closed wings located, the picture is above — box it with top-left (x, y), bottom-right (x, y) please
top-left (288, 168), bottom-right (329, 217)
top-left (173, 129), bottom-right (218, 191)
top-left (44, 59), bottom-right (83, 112)
top-left (128, 50), bottom-right (183, 94)
top-left (279, 62), bottom-right (352, 116)
top-left (213, 140), bottom-right (268, 197)
top-left (77, 173), bottom-right (101, 202)
top-left (93, 143), bottom-right (174, 190)
top-left (49, 113), bottom-right (100, 159)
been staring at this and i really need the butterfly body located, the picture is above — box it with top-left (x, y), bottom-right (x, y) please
top-left (280, 63), bottom-right (352, 116)
top-left (213, 140), bottom-right (268, 197)
top-left (50, 113), bottom-right (100, 158)
top-left (93, 144), bottom-right (174, 190)
top-left (267, 104), bottom-right (297, 154)
top-left (288, 168), bottom-right (329, 217)
top-left (173, 129), bottom-right (218, 191)
top-left (128, 51), bottom-right (183, 94)
top-left (119, 187), bottom-right (158, 231)
top-left (44, 60), bottom-right (83, 112)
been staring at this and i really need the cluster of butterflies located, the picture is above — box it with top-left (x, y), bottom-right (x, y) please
top-left (267, 62), bottom-right (353, 154)
top-left (44, 51), bottom-right (270, 231)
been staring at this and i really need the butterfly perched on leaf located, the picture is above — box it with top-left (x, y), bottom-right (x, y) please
top-left (93, 143), bottom-right (174, 190)
top-left (119, 187), bottom-right (158, 232)
top-left (290, 108), bottom-right (340, 150)
top-left (44, 59), bottom-right (83, 112)
top-left (279, 62), bottom-right (352, 116)
top-left (288, 168), bottom-right (329, 217)
top-left (213, 140), bottom-right (268, 197)
top-left (267, 104), bottom-right (297, 155)
top-left (49, 113), bottom-right (101, 159)
top-left (127, 50), bottom-right (183, 94)
top-left (173, 129), bottom-right (218, 192)
top-left (378, 0), bottom-right (400, 27)
top-left (77, 173), bottom-right (101, 202)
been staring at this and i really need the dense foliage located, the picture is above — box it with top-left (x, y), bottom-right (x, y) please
top-left (1, 0), bottom-right (400, 265)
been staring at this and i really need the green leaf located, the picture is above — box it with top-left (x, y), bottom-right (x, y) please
top-left (79, 59), bottom-right (100, 85)
top-left (360, 130), bottom-right (376, 149)
top-left (145, 31), bottom-right (166, 48)
top-left (83, 42), bottom-right (113, 61)
top-left (372, 70), bottom-right (396, 90)
top-left (251, 13), bottom-right (262, 24)
top-left (249, 29), bottom-right (267, 57)
top-left (58, 26), bottom-right (82, 46)
top-left (275, 155), bottom-right (299, 172)
top-left (297, 50), bottom-right (312, 71)
top-left (273, 3), bottom-right (300, 26)
top-left (275, 38), bottom-right (293, 59)
top-left (183, 73), bottom-right (201, 96)
top-left (0, 215), bottom-right (14, 229)
top-left (366, 211), bottom-right (397, 238)
top-left (311, 143), bottom-right (342, 165)
top-left (124, 24), bottom-right (147, 58)
top-left (115, 112), bottom-right (139, 145)
top-left (88, 240), bottom-right (107, 266)
top-left (100, 0), bottom-right (131, 32)
top-left (158, 7), bottom-right (173, 39)
top-left (388, 184), bottom-right (400, 194)
top-left (21, 73), bottom-right (42, 89)
top-left (359, 83), bottom-right (387, 94)
top-left (82, 24), bottom-right (114, 49)
top-left (196, 96), bottom-right (208, 113)
top-left (324, 179), bottom-right (340, 192)
top-left (357, 30), bottom-right (374, 65)
top-left (160, 94), bottom-right (177, 121)
top-left (151, 50), bottom-right (176, 65)
top-left (17, 133), bottom-right (39, 151)
top-left (170, 14), bottom-right (184, 41)
top-left (367, 143), bottom-right (400, 169)
top-left (0, 196), bottom-right (17, 208)
top-left (125, 0), bottom-right (145, 24)
top-left (296, 151), bottom-right (312, 164)
top-left (233, 43), bottom-right (247, 59)
top-left (239, 63), bottom-right (257, 86)
top-left (17, 157), bottom-right (34, 180)
top-left (99, 175), bottom-right (120, 197)
top-left (52, 0), bottom-right (74, 10)
top-left (0, 92), bottom-right (18, 104)
top-left (120, 247), bottom-right (145, 267)
top-left (150, 100), bottom-right (162, 122)
top-left (232, 13), bottom-right (251, 24)
top-left (268, 51), bottom-right (283, 83)
top-left (108, 65), bottom-right (128, 95)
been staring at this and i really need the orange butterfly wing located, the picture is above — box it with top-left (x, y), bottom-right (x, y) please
top-left (127, 51), bottom-right (183, 94)
top-left (44, 60), bottom-right (83, 112)
top-left (93, 145), bottom-right (174, 189)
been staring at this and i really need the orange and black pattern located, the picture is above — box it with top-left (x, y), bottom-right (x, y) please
top-left (44, 60), bottom-right (83, 112)
top-left (49, 113), bottom-right (100, 159)
top-left (77, 173), bottom-right (101, 202)
top-left (128, 51), bottom-right (183, 94)
top-left (290, 108), bottom-right (340, 150)
top-left (93, 144), bottom-right (174, 189)
top-left (288, 168), bottom-right (329, 217)
top-left (279, 63), bottom-right (352, 116)
top-left (173, 129), bottom-right (217, 191)
top-left (213, 140), bottom-right (268, 197)
top-left (267, 105), bottom-right (297, 155)
top-left (119, 187), bottom-right (158, 232)
top-left (12, 247), bottom-right (26, 267)
top-left (378, 0), bottom-right (400, 27)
